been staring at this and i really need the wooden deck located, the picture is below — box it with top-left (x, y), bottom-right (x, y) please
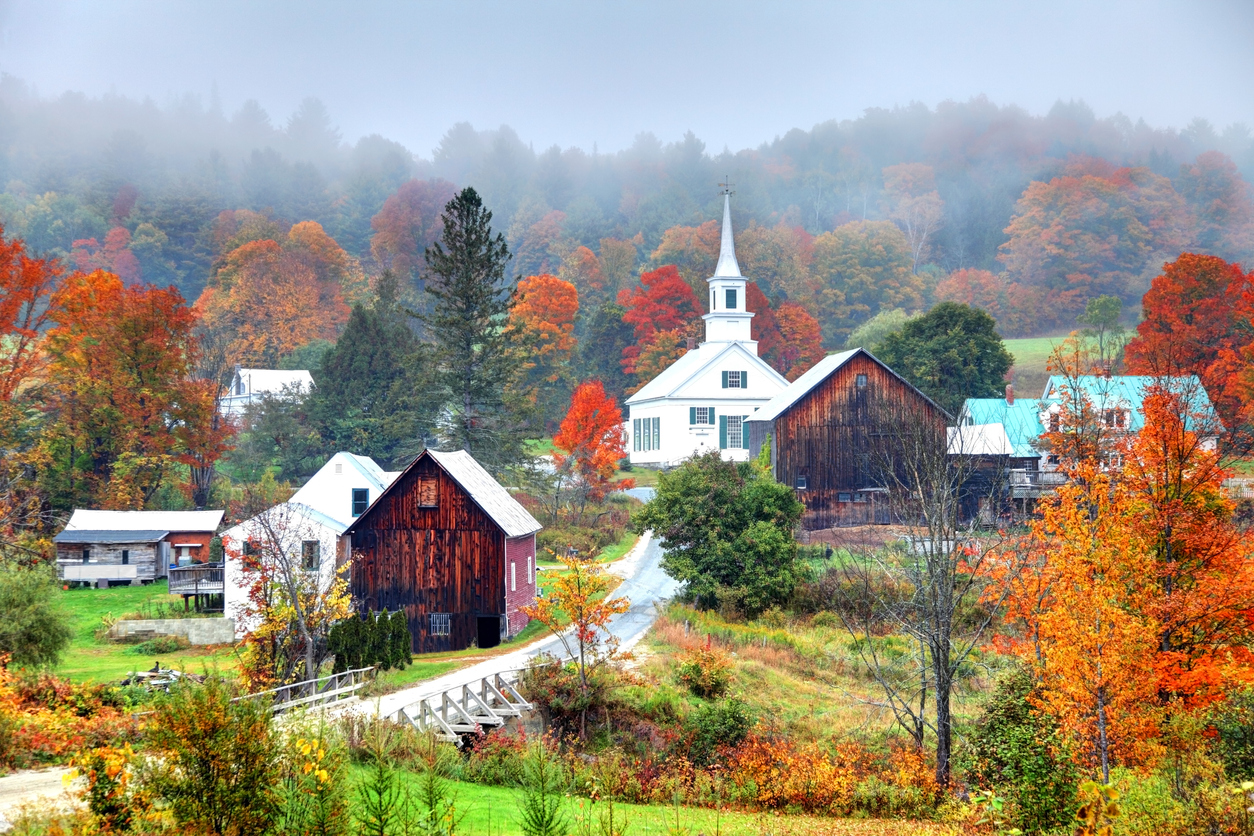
top-left (168, 563), bottom-right (225, 595)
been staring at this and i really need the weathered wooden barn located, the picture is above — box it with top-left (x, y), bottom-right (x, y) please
top-left (746, 349), bottom-right (951, 530)
top-left (344, 449), bottom-right (542, 653)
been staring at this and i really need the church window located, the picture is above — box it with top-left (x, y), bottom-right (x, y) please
top-left (722, 370), bottom-right (747, 389)
top-left (719, 415), bottom-right (748, 449)
top-left (725, 288), bottom-right (737, 309)
top-left (690, 406), bottom-right (715, 425)
top-left (633, 417), bottom-right (661, 452)
top-left (652, 416), bottom-right (660, 449)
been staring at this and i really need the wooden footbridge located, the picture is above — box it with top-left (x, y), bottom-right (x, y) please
top-left (387, 671), bottom-right (533, 741)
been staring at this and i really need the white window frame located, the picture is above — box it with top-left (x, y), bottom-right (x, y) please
top-left (727, 370), bottom-right (743, 389)
top-left (510, 561), bottom-right (516, 592)
top-left (430, 612), bottom-right (451, 637)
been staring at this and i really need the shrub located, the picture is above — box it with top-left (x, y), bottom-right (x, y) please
top-left (0, 563), bottom-right (73, 667)
top-left (1209, 688), bottom-right (1254, 780)
top-left (72, 745), bottom-right (151, 832)
top-left (144, 676), bottom-right (279, 835)
top-left (277, 719), bottom-right (351, 836)
top-left (464, 727), bottom-right (529, 787)
top-left (520, 655), bottom-right (613, 738)
top-left (687, 699), bottom-right (752, 767)
top-left (966, 666), bottom-right (1077, 834)
top-left (129, 635), bottom-right (191, 655)
top-left (676, 641), bottom-right (732, 699)
top-left (329, 610), bottom-right (409, 673)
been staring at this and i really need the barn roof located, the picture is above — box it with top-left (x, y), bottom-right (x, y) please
top-left (64, 509), bottom-right (224, 533)
top-left (346, 449), bottom-right (542, 539)
top-left (426, 450), bottom-right (542, 538)
top-left (745, 348), bottom-right (950, 425)
top-left (54, 529), bottom-right (169, 544)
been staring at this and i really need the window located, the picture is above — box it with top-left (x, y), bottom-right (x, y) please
top-left (856, 374), bottom-right (868, 388)
top-left (243, 541), bottom-right (259, 557)
top-left (690, 406), bottom-right (716, 425)
top-left (796, 473), bottom-right (807, 490)
top-left (301, 540), bottom-right (321, 572)
top-left (722, 370), bottom-right (747, 389)
top-left (121, 549), bottom-right (129, 565)
top-left (352, 488), bottom-right (369, 517)
top-left (430, 613), bottom-right (451, 637)
top-left (710, 289), bottom-right (716, 310)
top-left (837, 492), bottom-right (852, 503)
top-left (510, 561), bottom-right (516, 592)
top-left (1103, 409), bottom-right (1127, 429)
top-left (853, 492), bottom-right (869, 503)
top-left (725, 288), bottom-right (737, 309)
top-left (334, 462), bottom-right (343, 474)
top-left (720, 415), bottom-right (747, 449)
top-left (633, 417), bottom-right (661, 452)
top-left (527, 555), bottom-right (532, 584)
top-left (81, 548), bottom-right (90, 564)
top-left (417, 475), bottom-right (438, 507)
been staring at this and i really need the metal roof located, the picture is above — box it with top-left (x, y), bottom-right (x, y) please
top-left (54, 529), bottom-right (169, 544)
top-left (64, 510), bottom-right (224, 533)
top-left (425, 450), bottom-right (542, 538)
top-left (958, 398), bottom-right (1046, 458)
top-left (346, 449), bottom-right (542, 539)
top-left (947, 423), bottom-right (1016, 456)
top-left (746, 347), bottom-right (949, 425)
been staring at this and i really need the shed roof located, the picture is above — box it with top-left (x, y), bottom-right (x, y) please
top-left (64, 510), bottom-right (224, 533)
top-left (346, 449), bottom-right (542, 539)
top-left (947, 423), bottom-right (1016, 456)
top-left (746, 348), bottom-right (950, 425)
top-left (54, 529), bottom-right (169, 544)
top-left (959, 398), bottom-right (1046, 458)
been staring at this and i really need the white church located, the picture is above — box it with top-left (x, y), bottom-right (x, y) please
top-left (625, 192), bottom-right (789, 466)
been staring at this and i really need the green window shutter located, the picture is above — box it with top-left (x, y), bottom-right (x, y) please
top-left (689, 407), bottom-right (696, 425)
top-left (709, 407), bottom-right (715, 425)
top-left (719, 415), bottom-right (727, 449)
top-left (743, 370), bottom-right (749, 389)
top-left (721, 371), bottom-right (728, 389)
top-left (742, 416), bottom-right (751, 450)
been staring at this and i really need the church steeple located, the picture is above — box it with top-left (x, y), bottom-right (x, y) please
top-left (703, 189), bottom-right (755, 350)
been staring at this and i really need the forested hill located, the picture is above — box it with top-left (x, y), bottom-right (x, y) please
top-left (2, 77), bottom-right (1253, 342)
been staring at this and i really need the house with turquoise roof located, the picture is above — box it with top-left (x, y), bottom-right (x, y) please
top-left (954, 374), bottom-right (1218, 500)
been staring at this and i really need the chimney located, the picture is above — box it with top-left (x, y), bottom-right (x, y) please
top-left (1005, 383), bottom-right (1014, 406)
top-left (685, 336), bottom-right (697, 350)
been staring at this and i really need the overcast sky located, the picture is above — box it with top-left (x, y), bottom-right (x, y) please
top-left (1, 0), bottom-right (1252, 157)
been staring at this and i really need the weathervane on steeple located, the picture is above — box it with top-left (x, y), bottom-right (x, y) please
top-left (719, 176), bottom-right (735, 196)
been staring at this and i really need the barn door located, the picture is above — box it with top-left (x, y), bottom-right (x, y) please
top-left (477, 615), bottom-right (502, 649)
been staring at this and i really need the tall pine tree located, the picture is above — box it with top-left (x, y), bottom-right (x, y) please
top-left (420, 188), bottom-right (529, 473)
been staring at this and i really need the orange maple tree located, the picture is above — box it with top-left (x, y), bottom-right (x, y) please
top-left (773, 301), bottom-right (823, 381)
top-left (553, 380), bottom-right (632, 509)
top-left (509, 273), bottom-right (579, 370)
top-left (1124, 253), bottom-right (1254, 427)
top-left (44, 271), bottom-right (220, 508)
top-left (0, 225), bottom-right (62, 408)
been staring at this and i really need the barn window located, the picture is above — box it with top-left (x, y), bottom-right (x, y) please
top-left (301, 541), bottom-right (321, 571)
top-left (856, 374), bottom-right (868, 388)
top-left (796, 473), bottom-right (807, 490)
top-left (352, 488), bottom-right (369, 517)
top-left (81, 548), bottom-right (90, 564)
top-left (417, 475), bottom-right (438, 508)
top-left (528, 555), bottom-right (533, 583)
top-left (510, 561), bottom-right (516, 592)
top-left (725, 288), bottom-right (737, 309)
top-left (838, 492), bottom-right (852, 503)
top-left (121, 549), bottom-right (129, 565)
top-left (430, 613), bottom-right (451, 637)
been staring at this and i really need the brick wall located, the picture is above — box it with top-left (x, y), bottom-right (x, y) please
top-left (503, 534), bottom-right (536, 637)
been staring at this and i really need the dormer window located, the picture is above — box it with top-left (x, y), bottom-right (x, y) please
top-left (725, 288), bottom-right (737, 309)
top-left (1103, 409), bottom-right (1128, 429)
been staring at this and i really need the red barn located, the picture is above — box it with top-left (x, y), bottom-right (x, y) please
top-left (344, 449), bottom-right (541, 653)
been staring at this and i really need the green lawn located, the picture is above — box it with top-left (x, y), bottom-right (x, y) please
top-left (52, 580), bottom-right (237, 684)
top-left (377, 773), bottom-right (959, 836)
top-left (1003, 335), bottom-right (1071, 398)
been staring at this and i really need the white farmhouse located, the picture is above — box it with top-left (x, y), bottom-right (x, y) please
top-left (219, 367), bottom-right (315, 416)
top-left (220, 452), bottom-right (400, 632)
top-left (625, 192), bottom-right (789, 466)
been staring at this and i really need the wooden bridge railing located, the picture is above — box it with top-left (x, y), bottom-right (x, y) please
top-left (168, 563), bottom-right (225, 595)
top-left (389, 671), bottom-right (532, 741)
top-left (237, 666), bottom-right (376, 714)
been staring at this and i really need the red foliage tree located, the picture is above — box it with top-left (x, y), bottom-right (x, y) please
top-left (553, 380), bottom-right (632, 509)
top-left (72, 227), bottom-right (141, 284)
top-left (369, 178), bottom-right (457, 284)
top-left (747, 282), bottom-right (782, 364)
top-left (1124, 253), bottom-right (1254, 426)
top-left (618, 265), bottom-right (700, 341)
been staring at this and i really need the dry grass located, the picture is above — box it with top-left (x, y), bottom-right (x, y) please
top-left (643, 605), bottom-right (999, 745)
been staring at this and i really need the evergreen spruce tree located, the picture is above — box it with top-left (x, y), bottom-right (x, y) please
top-left (420, 188), bottom-right (530, 474)
top-left (309, 270), bottom-right (431, 465)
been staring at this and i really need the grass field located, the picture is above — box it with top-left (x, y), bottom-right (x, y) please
top-left (52, 580), bottom-right (237, 683)
top-left (382, 772), bottom-right (962, 836)
top-left (1003, 334), bottom-right (1071, 398)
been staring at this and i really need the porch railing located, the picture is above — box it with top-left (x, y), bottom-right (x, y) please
top-left (168, 563), bottom-right (225, 595)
